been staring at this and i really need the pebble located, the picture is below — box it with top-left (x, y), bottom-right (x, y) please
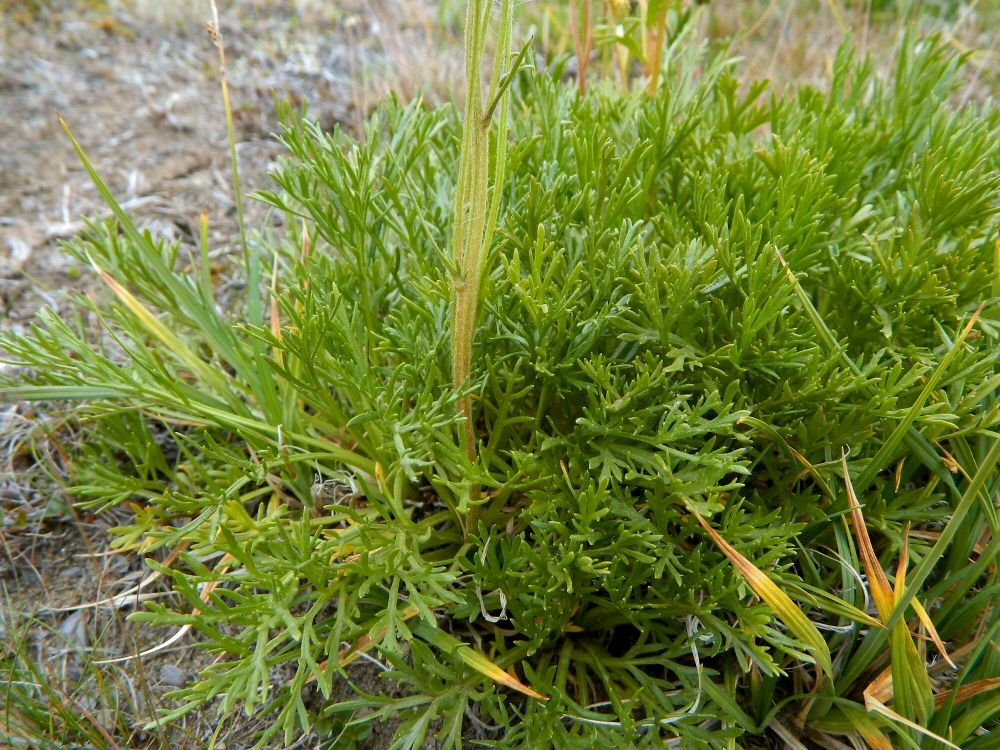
top-left (159, 663), bottom-right (188, 688)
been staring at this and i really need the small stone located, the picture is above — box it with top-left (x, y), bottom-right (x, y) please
top-left (58, 611), bottom-right (90, 647)
top-left (159, 663), bottom-right (188, 688)
top-left (1, 236), bottom-right (33, 277)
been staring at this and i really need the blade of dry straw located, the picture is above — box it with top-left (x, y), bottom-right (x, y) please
top-left (687, 502), bottom-right (833, 679)
top-left (413, 621), bottom-right (547, 700)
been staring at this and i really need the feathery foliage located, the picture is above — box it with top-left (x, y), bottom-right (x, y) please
top-left (3, 8), bottom-right (1000, 748)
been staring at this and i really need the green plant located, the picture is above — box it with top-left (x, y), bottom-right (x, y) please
top-left (561, 0), bottom-right (707, 96)
top-left (450, 0), bottom-right (526, 533)
top-left (3, 5), bottom-right (1000, 749)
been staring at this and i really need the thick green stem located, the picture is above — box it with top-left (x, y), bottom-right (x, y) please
top-left (451, 0), bottom-right (515, 536)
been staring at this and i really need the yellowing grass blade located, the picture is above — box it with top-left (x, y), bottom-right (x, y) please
top-left (302, 605), bottom-right (422, 685)
top-left (866, 666), bottom-right (894, 704)
top-left (933, 677), bottom-right (1000, 708)
top-left (270, 251), bottom-right (283, 368)
top-left (840, 706), bottom-right (895, 750)
top-left (686, 502), bottom-right (833, 680)
top-left (897, 528), bottom-right (955, 668)
top-left (337, 605), bottom-right (421, 668)
top-left (845, 455), bottom-right (935, 726)
top-left (458, 644), bottom-right (547, 699)
top-left (93, 265), bottom-right (234, 398)
top-left (860, 730), bottom-right (895, 750)
top-left (842, 453), bottom-right (895, 621)
top-left (863, 693), bottom-right (960, 750)
top-left (414, 621), bottom-right (547, 700)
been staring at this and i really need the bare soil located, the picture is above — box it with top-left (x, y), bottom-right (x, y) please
top-left (1, 0), bottom-right (457, 320)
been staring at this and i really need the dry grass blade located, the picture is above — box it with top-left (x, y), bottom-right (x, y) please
top-left (38, 541), bottom-right (189, 614)
top-left (769, 716), bottom-right (811, 750)
top-left (841, 451), bottom-right (895, 621)
top-left (802, 728), bottom-right (859, 750)
top-left (686, 502), bottom-right (833, 680)
top-left (897, 528), bottom-right (955, 668)
top-left (95, 553), bottom-right (234, 665)
top-left (413, 621), bottom-right (548, 701)
top-left (933, 677), bottom-right (1000, 709)
top-left (861, 693), bottom-right (960, 750)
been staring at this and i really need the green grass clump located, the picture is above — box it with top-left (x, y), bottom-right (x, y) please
top-left (3, 11), bottom-right (1000, 749)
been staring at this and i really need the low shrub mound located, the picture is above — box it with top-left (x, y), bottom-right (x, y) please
top-left (3, 13), bottom-right (999, 749)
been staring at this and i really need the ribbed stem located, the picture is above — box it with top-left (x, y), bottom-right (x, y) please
top-left (451, 0), bottom-right (515, 537)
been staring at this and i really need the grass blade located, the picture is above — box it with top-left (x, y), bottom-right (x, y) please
top-left (413, 621), bottom-right (547, 700)
top-left (687, 502), bottom-right (834, 680)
